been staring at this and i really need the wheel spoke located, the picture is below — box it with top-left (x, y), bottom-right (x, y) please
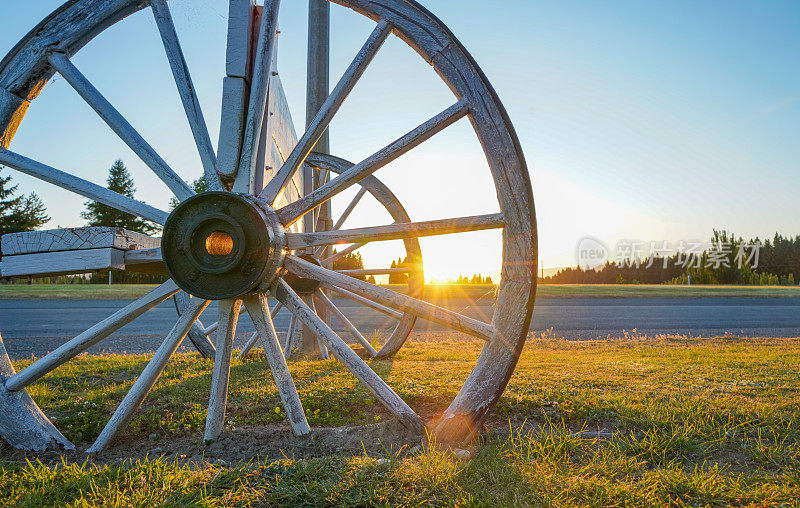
top-left (321, 242), bottom-right (367, 265)
top-left (173, 292), bottom-right (216, 359)
top-left (324, 284), bottom-right (403, 319)
top-left (274, 279), bottom-right (422, 431)
top-left (237, 301), bottom-right (283, 359)
top-left (233, 0), bottom-right (280, 190)
top-left (47, 53), bottom-right (194, 201)
top-left (0, 149), bottom-right (168, 225)
top-left (203, 305), bottom-right (247, 337)
top-left (150, 0), bottom-right (222, 191)
top-left (87, 297), bottom-right (209, 453)
top-left (336, 268), bottom-right (413, 277)
top-left (204, 298), bottom-right (242, 443)
top-left (285, 255), bottom-right (494, 341)
top-left (315, 289), bottom-right (377, 357)
top-left (283, 312), bottom-right (299, 353)
top-left (274, 100), bottom-right (470, 226)
top-left (332, 186), bottom-right (368, 232)
top-left (287, 213), bottom-right (504, 250)
top-left (242, 293), bottom-right (311, 435)
top-left (260, 19), bottom-right (393, 205)
top-left (5, 281), bottom-right (180, 392)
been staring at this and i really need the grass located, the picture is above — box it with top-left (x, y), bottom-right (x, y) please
top-left (3, 282), bottom-right (800, 300)
top-left (2, 336), bottom-right (800, 505)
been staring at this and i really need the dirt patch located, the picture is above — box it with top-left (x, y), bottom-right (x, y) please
top-left (0, 419), bottom-right (425, 467)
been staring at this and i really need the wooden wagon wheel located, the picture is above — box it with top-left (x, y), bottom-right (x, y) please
top-left (0, 0), bottom-right (536, 452)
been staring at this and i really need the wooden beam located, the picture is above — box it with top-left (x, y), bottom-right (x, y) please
top-left (204, 298), bottom-right (242, 443)
top-left (1, 248), bottom-right (125, 278)
top-left (2, 227), bottom-right (159, 256)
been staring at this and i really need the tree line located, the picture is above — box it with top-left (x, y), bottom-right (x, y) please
top-left (546, 230), bottom-right (800, 285)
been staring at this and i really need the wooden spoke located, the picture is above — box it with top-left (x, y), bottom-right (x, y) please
top-left (286, 255), bottom-right (494, 341)
top-left (150, 0), bottom-right (221, 191)
top-left (336, 268), bottom-right (413, 277)
top-left (234, 0), bottom-right (280, 190)
top-left (260, 19), bottom-right (393, 205)
top-left (0, 149), bottom-right (168, 225)
top-left (47, 53), bottom-right (194, 201)
top-left (204, 298), bottom-right (242, 443)
top-left (173, 292), bottom-right (216, 359)
top-left (242, 293), bottom-right (311, 435)
top-left (287, 213), bottom-right (504, 250)
top-left (315, 289), bottom-right (377, 357)
top-left (322, 242), bottom-right (367, 265)
top-left (283, 312), bottom-right (299, 353)
top-left (274, 100), bottom-right (470, 226)
top-left (5, 281), bottom-right (180, 393)
top-left (324, 284), bottom-right (403, 319)
top-left (237, 301), bottom-right (283, 359)
top-left (203, 305), bottom-right (247, 337)
top-left (332, 186), bottom-right (368, 232)
top-left (273, 279), bottom-right (422, 431)
top-left (87, 297), bottom-right (209, 453)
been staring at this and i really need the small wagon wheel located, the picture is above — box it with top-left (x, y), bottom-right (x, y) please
top-left (197, 152), bottom-right (424, 360)
top-left (0, 0), bottom-right (536, 451)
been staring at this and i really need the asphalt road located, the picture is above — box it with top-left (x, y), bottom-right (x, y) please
top-left (2, 297), bottom-right (800, 360)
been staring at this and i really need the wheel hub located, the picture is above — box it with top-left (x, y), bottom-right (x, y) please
top-left (162, 192), bottom-right (285, 300)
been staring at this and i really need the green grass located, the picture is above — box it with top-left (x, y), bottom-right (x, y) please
top-left (4, 282), bottom-right (800, 300)
top-left (3, 337), bottom-right (800, 506)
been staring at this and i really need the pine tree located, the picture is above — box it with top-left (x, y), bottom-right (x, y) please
top-left (0, 169), bottom-right (50, 245)
top-left (169, 175), bottom-right (207, 210)
top-left (82, 160), bottom-right (159, 234)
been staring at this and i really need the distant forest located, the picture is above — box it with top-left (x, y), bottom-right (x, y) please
top-left (546, 230), bottom-right (800, 286)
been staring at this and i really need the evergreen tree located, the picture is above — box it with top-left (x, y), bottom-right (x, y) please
top-left (82, 160), bottom-right (159, 234)
top-left (170, 175), bottom-right (207, 210)
top-left (0, 169), bottom-right (50, 247)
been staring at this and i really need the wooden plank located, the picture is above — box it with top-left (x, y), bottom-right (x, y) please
top-left (216, 76), bottom-right (248, 180)
top-left (243, 293), bottom-right (310, 435)
top-left (225, 0), bottom-right (257, 79)
top-left (2, 227), bottom-right (159, 256)
top-left (1, 248), bottom-right (125, 278)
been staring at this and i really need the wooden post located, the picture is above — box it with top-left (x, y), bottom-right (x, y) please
top-left (304, 0), bottom-right (332, 345)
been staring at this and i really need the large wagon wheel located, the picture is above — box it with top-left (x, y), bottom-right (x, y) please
top-left (0, 0), bottom-right (536, 452)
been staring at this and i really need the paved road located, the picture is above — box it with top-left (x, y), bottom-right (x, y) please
top-left (2, 297), bottom-right (800, 359)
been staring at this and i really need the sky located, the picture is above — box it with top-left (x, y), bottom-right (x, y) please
top-left (0, 0), bottom-right (798, 281)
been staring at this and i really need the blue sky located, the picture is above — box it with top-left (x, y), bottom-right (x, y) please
top-left (1, 1), bottom-right (798, 279)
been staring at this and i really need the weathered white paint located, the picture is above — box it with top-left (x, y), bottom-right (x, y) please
top-left (216, 76), bottom-right (248, 181)
top-left (237, 301), bottom-right (283, 359)
top-left (173, 292), bottom-right (216, 360)
top-left (225, 0), bottom-right (257, 79)
top-left (5, 281), bottom-right (181, 392)
top-left (87, 297), bottom-right (209, 453)
top-left (2, 227), bottom-right (159, 256)
top-left (1, 248), bottom-right (125, 278)
top-left (204, 298), bottom-right (242, 443)
top-left (243, 293), bottom-right (310, 435)
top-left (47, 53), bottom-right (194, 201)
